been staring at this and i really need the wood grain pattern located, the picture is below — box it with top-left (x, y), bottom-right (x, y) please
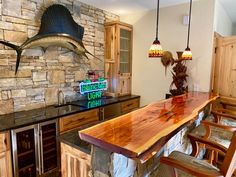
top-left (79, 92), bottom-right (218, 160)
top-left (59, 109), bottom-right (99, 134)
top-left (213, 36), bottom-right (236, 97)
top-left (0, 132), bottom-right (12, 177)
top-left (0, 132), bottom-right (9, 153)
top-left (120, 98), bottom-right (140, 114)
top-left (61, 142), bottom-right (91, 177)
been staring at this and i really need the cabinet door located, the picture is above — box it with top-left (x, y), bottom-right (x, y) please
top-left (11, 125), bottom-right (38, 177)
top-left (117, 25), bottom-right (132, 96)
top-left (0, 132), bottom-right (9, 153)
top-left (0, 132), bottom-right (12, 177)
top-left (0, 151), bottom-right (12, 177)
top-left (61, 142), bottom-right (91, 177)
top-left (119, 28), bottom-right (132, 75)
top-left (39, 120), bottom-right (58, 174)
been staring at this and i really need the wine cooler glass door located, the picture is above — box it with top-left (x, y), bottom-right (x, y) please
top-left (11, 125), bottom-right (39, 177)
top-left (39, 120), bottom-right (58, 174)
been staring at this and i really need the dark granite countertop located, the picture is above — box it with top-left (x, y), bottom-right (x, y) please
top-left (59, 121), bottom-right (101, 154)
top-left (0, 95), bottom-right (140, 132)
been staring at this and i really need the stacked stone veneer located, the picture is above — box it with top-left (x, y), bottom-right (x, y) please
top-left (0, 0), bottom-right (119, 115)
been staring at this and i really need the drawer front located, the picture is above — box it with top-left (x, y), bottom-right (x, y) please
top-left (60, 109), bottom-right (99, 133)
top-left (0, 132), bottom-right (9, 153)
top-left (121, 98), bottom-right (140, 114)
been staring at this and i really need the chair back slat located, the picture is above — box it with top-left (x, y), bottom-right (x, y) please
top-left (221, 132), bottom-right (236, 177)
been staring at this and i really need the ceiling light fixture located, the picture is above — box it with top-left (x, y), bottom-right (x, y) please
top-left (182, 0), bottom-right (193, 60)
top-left (148, 0), bottom-right (163, 58)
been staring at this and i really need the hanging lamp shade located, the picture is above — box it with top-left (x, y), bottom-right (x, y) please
top-left (149, 0), bottom-right (163, 58)
top-left (182, 0), bottom-right (192, 60)
top-left (182, 47), bottom-right (192, 60)
top-left (149, 38), bottom-right (163, 57)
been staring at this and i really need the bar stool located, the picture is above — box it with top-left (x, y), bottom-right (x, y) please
top-left (150, 132), bottom-right (236, 177)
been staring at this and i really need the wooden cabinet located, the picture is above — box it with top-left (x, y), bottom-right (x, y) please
top-left (0, 132), bottom-right (12, 177)
top-left (59, 109), bottom-right (99, 134)
top-left (105, 21), bottom-right (133, 96)
top-left (61, 142), bottom-right (91, 177)
top-left (120, 98), bottom-right (140, 114)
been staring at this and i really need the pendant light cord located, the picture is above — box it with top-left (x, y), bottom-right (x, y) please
top-left (186, 0), bottom-right (192, 48)
top-left (156, 0), bottom-right (160, 40)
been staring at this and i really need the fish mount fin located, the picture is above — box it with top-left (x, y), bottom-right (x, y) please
top-left (0, 40), bottom-right (22, 74)
top-left (15, 50), bottom-right (22, 75)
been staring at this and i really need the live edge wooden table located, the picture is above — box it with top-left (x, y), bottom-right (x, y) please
top-left (79, 92), bottom-right (218, 177)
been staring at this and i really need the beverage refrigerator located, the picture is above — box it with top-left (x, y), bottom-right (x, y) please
top-left (11, 120), bottom-right (59, 177)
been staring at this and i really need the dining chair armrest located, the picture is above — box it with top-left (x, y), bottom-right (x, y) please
top-left (188, 133), bottom-right (227, 157)
top-left (220, 100), bottom-right (236, 108)
top-left (211, 111), bottom-right (236, 121)
top-left (201, 120), bottom-right (236, 132)
top-left (214, 108), bottom-right (236, 116)
top-left (160, 156), bottom-right (223, 177)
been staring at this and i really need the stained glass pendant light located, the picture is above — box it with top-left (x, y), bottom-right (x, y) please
top-left (182, 0), bottom-right (193, 60)
top-left (149, 0), bottom-right (163, 57)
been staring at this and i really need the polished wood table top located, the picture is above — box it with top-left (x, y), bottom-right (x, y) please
top-left (79, 92), bottom-right (218, 161)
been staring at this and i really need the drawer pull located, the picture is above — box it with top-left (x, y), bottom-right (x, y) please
top-left (79, 117), bottom-right (86, 120)
top-left (4, 138), bottom-right (7, 146)
top-left (126, 103), bottom-right (133, 107)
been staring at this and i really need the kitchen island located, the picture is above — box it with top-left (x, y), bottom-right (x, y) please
top-left (79, 92), bottom-right (218, 177)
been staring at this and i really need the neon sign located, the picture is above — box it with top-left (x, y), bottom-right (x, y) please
top-left (79, 78), bottom-right (108, 100)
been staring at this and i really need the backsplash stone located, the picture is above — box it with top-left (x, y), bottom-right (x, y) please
top-left (0, 0), bottom-right (119, 114)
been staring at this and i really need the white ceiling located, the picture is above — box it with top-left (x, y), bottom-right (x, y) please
top-left (79, 0), bottom-right (191, 15)
top-left (80, 0), bottom-right (236, 22)
top-left (218, 0), bottom-right (236, 23)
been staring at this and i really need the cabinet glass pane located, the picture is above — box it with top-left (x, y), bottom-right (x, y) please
top-left (120, 29), bottom-right (131, 73)
top-left (16, 129), bottom-right (36, 177)
top-left (41, 123), bottom-right (57, 173)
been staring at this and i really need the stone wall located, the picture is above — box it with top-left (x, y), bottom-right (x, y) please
top-left (0, 0), bottom-right (119, 114)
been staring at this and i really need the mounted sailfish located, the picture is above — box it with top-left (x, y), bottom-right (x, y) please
top-left (0, 4), bottom-right (98, 74)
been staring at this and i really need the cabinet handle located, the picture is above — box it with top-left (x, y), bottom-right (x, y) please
top-left (4, 138), bottom-right (7, 146)
top-left (79, 117), bottom-right (86, 120)
top-left (127, 103), bottom-right (133, 107)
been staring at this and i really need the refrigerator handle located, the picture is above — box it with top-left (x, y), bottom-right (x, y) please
top-left (35, 127), bottom-right (42, 176)
top-left (40, 129), bottom-right (44, 174)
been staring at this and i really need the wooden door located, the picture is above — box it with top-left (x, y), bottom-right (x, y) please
top-left (212, 35), bottom-right (236, 97)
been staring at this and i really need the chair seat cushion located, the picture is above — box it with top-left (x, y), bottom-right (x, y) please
top-left (151, 151), bottom-right (220, 177)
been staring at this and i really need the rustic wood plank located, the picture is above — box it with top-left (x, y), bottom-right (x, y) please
top-left (79, 92), bottom-right (218, 160)
top-left (213, 36), bottom-right (236, 97)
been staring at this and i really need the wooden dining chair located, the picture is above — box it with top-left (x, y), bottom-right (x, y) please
top-left (151, 132), bottom-right (236, 177)
top-left (189, 110), bottom-right (236, 166)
